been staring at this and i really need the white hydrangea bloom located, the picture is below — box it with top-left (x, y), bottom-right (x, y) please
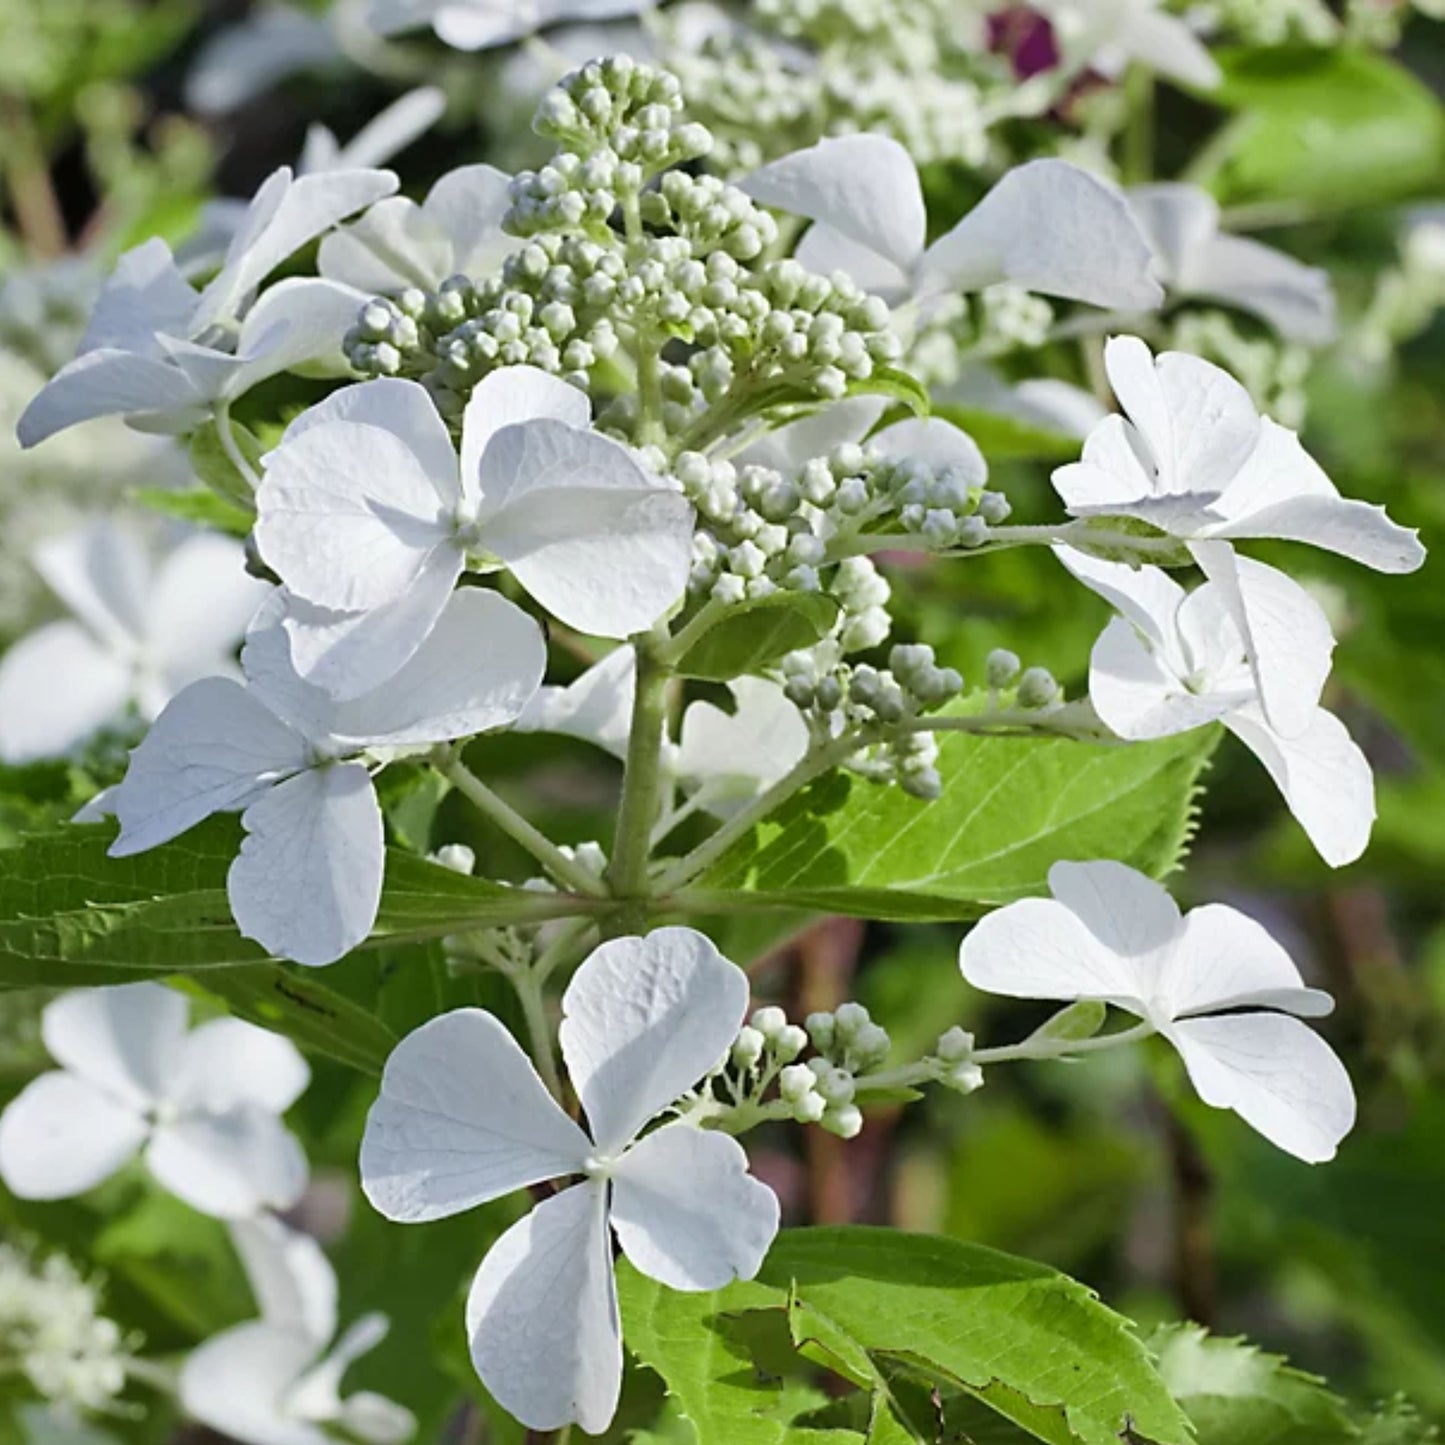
top-left (102, 588), bottom-right (546, 965)
top-left (960, 860), bottom-right (1356, 1161)
top-left (0, 519), bottom-right (269, 765)
top-left (1058, 547), bottom-right (1373, 866)
top-left (0, 984), bottom-right (309, 1217)
top-left (360, 928), bottom-right (780, 1434)
top-left (181, 1215), bottom-right (415, 1445)
top-left (320, 163), bottom-right (520, 295)
top-left (515, 644), bottom-right (638, 759)
top-left (255, 368), bottom-right (694, 698)
top-left (742, 137), bottom-right (1163, 314)
top-left (1053, 336), bottom-right (1425, 734)
top-left (366, 0), bottom-right (650, 52)
top-left (1129, 184), bottom-right (1336, 344)
top-left (17, 167), bottom-right (396, 446)
top-left (1032, 0), bottom-right (1221, 90)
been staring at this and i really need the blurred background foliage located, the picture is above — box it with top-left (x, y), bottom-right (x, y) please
top-left (0, 0), bottom-right (1441, 1441)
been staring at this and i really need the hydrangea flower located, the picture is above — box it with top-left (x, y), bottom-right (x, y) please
top-left (181, 1214), bottom-right (415, 1445)
top-left (360, 928), bottom-right (780, 1433)
top-left (1053, 336), bottom-right (1425, 733)
top-left (0, 519), bottom-right (268, 764)
top-left (742, 136), bottom-right (1162, 314)
top-left (254, 367), bottom-right (694, 697)
top-left (366, 0), bottom-right (648, 52)
top-left (1129, 183), bottom-right (1336, 344)
top-left (959, 860), bottom-right (1356, 1162)
top-left (103, 588), bottom-right (545, 965)
top-left (319, 164), bottom-right (519, 295)
top-left (17, 167), bottom-right (396, 446)
top-left (1059, 546), bottom-right (1373, 866)
top-left (0, 984), bottom-right (309, 1216)
top-left (1031, 0), bottom-right (1221, 90)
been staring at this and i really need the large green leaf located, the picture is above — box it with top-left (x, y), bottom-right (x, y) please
top-left (1205, 47), bottom-right (1445, 207)
top-left (619, 1227), bottom-right (1193, 1445)
top-left (0, 817), bottom-right (594, 987)
top-left (674, 593), bottom-right (840, 682)
top-left (689, 728), bottom-right (1215, 919)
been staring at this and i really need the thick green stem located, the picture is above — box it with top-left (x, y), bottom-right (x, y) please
top-left (437, 755), bottom-right (607, 898)
top-left (603, 639), bottom-right (672, 931)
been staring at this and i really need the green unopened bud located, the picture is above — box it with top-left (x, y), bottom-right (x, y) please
top-left (731, 1026), bottom-right (765, 1070)
top-left (1017, 666), bottom-right (1059, 708)
top-left (750, 1006), bottom-right (788, 1040)
top-left (986, 649), bottom-right (1021, 688)
top-left (821, 1103), bottom-right (863, 1138)
top-left (805, 1010), bottom-right (836, 1053)
top-left (936, 1026), bottom-right (975, 1063)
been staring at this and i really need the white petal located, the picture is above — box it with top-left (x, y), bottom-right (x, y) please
top-left (276, 553), bottom-right (462, 701)
top-left (147, 1108), bottom-right (309, 1217)
top-left (611, 1124), bottom-right (779, 1290)
top-left (361, 1009), bottom-right (591, 1223)
top-left (231, 278), bottom-right (377, 392)
top-left (1089, 615), bottom-right (1230, 739)
top-left (1165, 903), bottom-right (1333, 1019)
top-left (0, 621), bottom-right (133, 764)
top-left (432, 3), bottom-right (534, 48)
top-left (230, 1215), bottom-right (338, 1344)
top-left (0, 1073), bottom-right (146, 1200)
top-left (465, 1183), bottom-right (621, 1434)
top-left (1190, 234), bottom-right (1336, 345)
top-left (1191, 546), bottom-right (1333, 739)
top-left (335, 1391), bottom-right (417, 1445)
top-left (148, 534), bottom-right (271, 689)
top-left (331, 86), bottom-right (446, 171)
top-left (109, 678), bottom-right (307, 857)
top-left (77, 238), bottom-right (197, 356)
top-left (1127, 183), bottom-right (1220, 288)
top-left (229, 763), bottom-right (385, 966)
top-left (34, 518), bottom-right (150, 646)
top-left (180, 1323), bottom-right (327, 1445)
top-left (1223, 704), bottom-right (1375, 868)
top-left (677, 677), bottom-right (808, 812)
top-left (1047, 858), bottom-right (1183, 972)
top-left (795, 223), bottom-right (912, 304)
top-left (43, 982), bottom-right (188, 1106)
top-left (515, 645), bottom-right (637, 760)
top-left (288, 1314), bottom-right (392, 1425)
top-left (1168, 1014), bottom-right (1355, 1163)
top-left (16, 349), bottom-right (205, 445)
top-left (255, 419), bottom-right (456, 613)
top-left (742, 135), bottom-right (926, 277)
top-left (317, 197), bottom-right (454, 293)
top-left (869, 417), bottom-right (987, 487)
top-left (560, 928), bottom-right (750, 1152)
top-left (174, 1017), bottom-right (311, 1115)
top-left (461, 365), bottom-right (591, 507)
top-left (1055, 547), bottom-right (1186, 651)
top-left (242, 596), bottom-right (340, 738)
top-left (329, 588), bottom-right (545, 745)
top-left (1124, 9), bottom-right (1222, 90)
top-left (920, 161), bottom-right (1162, 310)
top-left (425, 163), bottom-right (518, 277)
top-left (478, 421), bottom-right (694, 638)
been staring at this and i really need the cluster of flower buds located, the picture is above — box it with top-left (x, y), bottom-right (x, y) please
top-left (931, 1025), bottom-right (985, 1094)
top-left (983, 646), bottom-right (1062, 712)
top-left (879, 453), bottom-right (1013, 550)
top-left (780, 1001), bottom-right (895, 1136)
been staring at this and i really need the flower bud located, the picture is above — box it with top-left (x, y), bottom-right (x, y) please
top-left (1017, 666), bottom-right (1059, 708)
top-left (731, 1027), bottom-right (765, 1070)
top-left (750, 1006), bottom-right (788, 1040)
top-left (985, 648), bottom-right (1021, 688)
top-left (821, 1104), bottom-right (863, 1139)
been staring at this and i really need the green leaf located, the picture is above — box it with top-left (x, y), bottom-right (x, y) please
top-left (1206, 47), bottom-right (1445, 207)
top-left (674, 593), bottom-right (841, 682)
top-left (1148, 1324), bottom-right (1357, 1445)
top-left (1027, 1000), bottom-right (1107, 1045)
top-left (0, 817), bottom-right (595, 989)
top-left (932, 404), bottom-right (1080, 462)
top-left (619, 1228), bottom-right (1193, 1445)
top-left (853, 367), bottom-right (930, 417)
top-left (132, 484), bottom-right (254, 538)
top-left (691, 727), bottom-right (1215, 920)
top-left (188, 419), bottom-right (263, 511)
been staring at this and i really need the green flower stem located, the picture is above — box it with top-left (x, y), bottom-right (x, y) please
top-left (436, 753), bottom-right (607, 899)
top-left (215, 400), bottom-right (262, 492)
top-left (603, 636), bottom-right (674, 930)
top-left (972, 1018), bottom-right (1156, 1065)
top-left (654, 727), bottom-right (871, 896)
top-left (1121, 65), bottom-right (1155, 186)
top-left (511, 963), bottom-right (565, 1102)
top-left (837, 521), bottom-right (1186, 561)
top-left (904, 700), bottom-right (1113, 744)
top-left (654, 593), bottom-right (731, 666)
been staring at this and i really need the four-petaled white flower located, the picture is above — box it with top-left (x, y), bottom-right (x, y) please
top-left (742, 137), bottom-right (1162, 316)
top-left (254, 367), bottom-right (694, 698)
top-left (0, 519), bottom-right (269, 764)
top-left (1058, 546), bottom-right (1373, 866)
top-left (1129, 183), bottom-right (1336, 345)
top-left (366, 0), bottom-right (648, 52)
top-left (360, 928), bottom-right (780, 1434)
top-left (1053, 336), bottom-right (1425, 736)
top-left (182, 1213), bottom-right (416, 1445)
top-left (17, 166), bottom-right (396, 446)
top-left (1031, 0), bottom-right (1221, 91)
top-left (960, 860), bottom-right (1356, 1162)
top-left (103, 588), bottom-right (546, 965)
top-left (0, 984), bottom-right (309, 1216)
top-left (320, 163), bottom-right (519, 295)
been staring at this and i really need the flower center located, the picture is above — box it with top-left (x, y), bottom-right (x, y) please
top-left (582, 1152), bottom-right (617, 1181)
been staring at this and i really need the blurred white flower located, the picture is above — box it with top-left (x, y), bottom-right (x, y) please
top-left (0, 984), bottom-right (309, 1217)
top-left (360, 928), bottom-right (779, 1433)
top-left (1031, 0), bottom-right (1221, 90)
top-left (181, 1214), bottom-right (415, 1445)
top-left (103, 588), bottom-right (545, 965)
top-left (0, 519), bottom-right (269, 764)
top-left (742, 137), bottom-right (1162, 314)
top-left (366, 0), bottom-right (650, 52)
top-left (1058, 547), bottom-right (1373, 866)
top-left (255, 368), bottom-right (694, 698)
top-left (960, 860), bottom-right (1356, 1161)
